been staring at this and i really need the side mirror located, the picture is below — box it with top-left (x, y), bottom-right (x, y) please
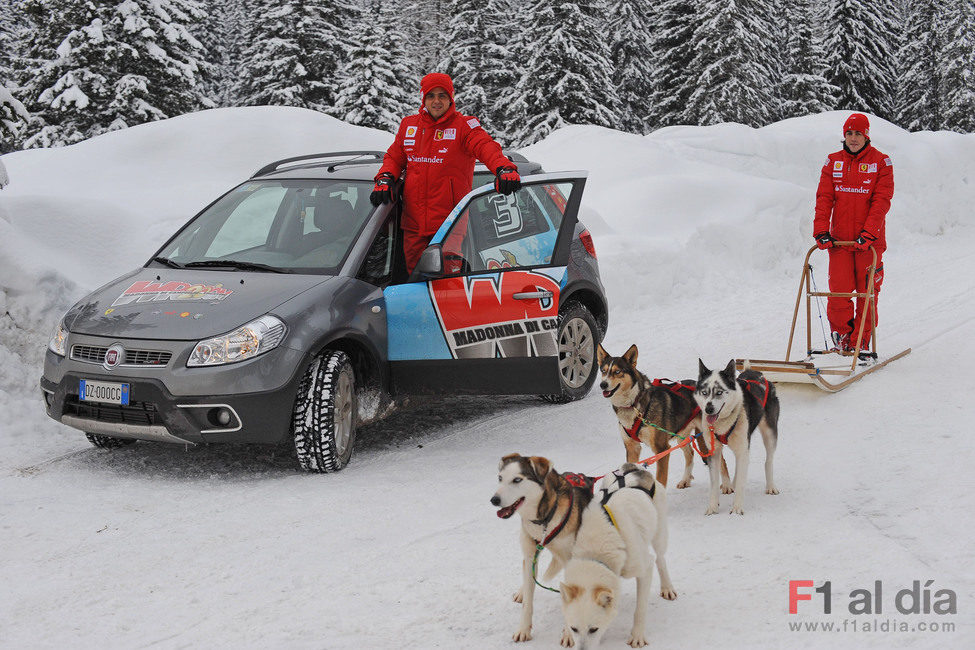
top-left (414, 244), bottom-right (443, 277)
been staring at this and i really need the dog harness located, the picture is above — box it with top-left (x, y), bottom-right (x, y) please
top-left (712, 414), bottom-right (741, 445)
top-left (738, 376), bottom-right (771, 408)
top-left (599, 481), bottom-right (656, 529)
top-left (622, 379), bottom-right (701, 442)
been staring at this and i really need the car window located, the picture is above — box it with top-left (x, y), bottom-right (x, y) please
top-left (158, 180), bottom-right (375, 274)
top-left (441, 182), bottom-right (571, 273)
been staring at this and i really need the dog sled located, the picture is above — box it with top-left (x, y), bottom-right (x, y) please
top-left (737, 242), bottom-right (910, 392)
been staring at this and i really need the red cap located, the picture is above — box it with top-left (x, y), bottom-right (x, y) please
top-left (843, 113), bottom-right (870, 137)
top-left (421, 72), bottom-right (454, 104)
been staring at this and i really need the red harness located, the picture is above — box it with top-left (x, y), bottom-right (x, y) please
top-left (622, 379), bottom-right (701, 441)
top-left (709, 377), bottom-right (769, 444)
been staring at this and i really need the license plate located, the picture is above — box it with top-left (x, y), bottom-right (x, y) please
top-left (79, 380), bottom-right (130, 405)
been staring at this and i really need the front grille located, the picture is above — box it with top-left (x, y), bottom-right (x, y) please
top-left (63, 395), bottom-right (161, 426)
top-left (70, 345), bottom-right (172, 367)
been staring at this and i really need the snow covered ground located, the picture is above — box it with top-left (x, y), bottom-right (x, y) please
top-left (1, 107), bottom-right (973, 648)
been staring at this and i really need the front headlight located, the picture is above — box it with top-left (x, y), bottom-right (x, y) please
top-left (48, 320), bottom-right (68, 357)
top-left (187, 315), bottom-right (287, 367)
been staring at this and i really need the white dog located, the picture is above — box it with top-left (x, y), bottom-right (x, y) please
top-left (560, 465), bottom-right (677, 648)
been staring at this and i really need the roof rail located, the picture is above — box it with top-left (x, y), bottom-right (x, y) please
top-left (251, 151), bottom-right (386, 178)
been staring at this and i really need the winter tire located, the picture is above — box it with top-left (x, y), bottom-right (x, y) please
top-left (292, 350), bottom-right (357, 473)
top-left (85, 433), bottom-right (137, 449)
top-left (541, 301), bottom-right (600, 404)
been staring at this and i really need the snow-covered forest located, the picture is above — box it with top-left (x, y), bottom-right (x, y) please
top-left (2, 0), bottom-right (974, 153)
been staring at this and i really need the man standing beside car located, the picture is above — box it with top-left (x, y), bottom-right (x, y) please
top-left (370, 72), bottom-right (522, 273)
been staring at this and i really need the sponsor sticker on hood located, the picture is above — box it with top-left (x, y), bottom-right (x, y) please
top-left (112, 280), bottom-right (234, 307)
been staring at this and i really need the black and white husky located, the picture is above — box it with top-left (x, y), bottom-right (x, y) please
top-left (693, 360), bottom-right (780, 515)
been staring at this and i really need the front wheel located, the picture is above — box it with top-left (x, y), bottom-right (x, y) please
top-left (292, 350), bottom-right (357, 473)
top-left (541, 302), bottom-right (600, 403)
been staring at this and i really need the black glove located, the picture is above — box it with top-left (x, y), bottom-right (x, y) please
top-left (814, 232), bottom-right (835, 250)
top-left (494, 166), bottom-right (521, 195)
top-left (854, 230), bottom-right (877, 251)
top-left (370, 173), bottom-right (395, 206)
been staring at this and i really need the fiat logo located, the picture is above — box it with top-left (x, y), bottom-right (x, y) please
top-left (103, 344), bottom-right (125, 370)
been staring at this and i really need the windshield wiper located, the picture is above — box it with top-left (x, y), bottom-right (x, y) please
top-left (151, 256), bottom-right (184, 269)
top-left (183, 260), bottom-right (292, 273)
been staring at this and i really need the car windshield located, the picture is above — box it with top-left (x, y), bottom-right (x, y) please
top-left (155, 179), bottom-right (374, 274)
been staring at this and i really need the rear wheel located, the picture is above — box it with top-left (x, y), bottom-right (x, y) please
top-left (292, 350), bottom-right (357, 472)
top-left (85, 433), bottom-right (137, 449)
top-left (541, 302), bottom-right (600, 403)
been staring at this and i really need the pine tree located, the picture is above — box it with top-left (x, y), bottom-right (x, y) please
top-left (507, 0), bottom-right (622, 146)
top-left (779, 0), bottom-right (837, 120)
top-left (331, 1), bottom-right (416, 131)
top-left (201, 0), bottom-right (252, 107)
top-left (18, 0), bottom-right (211, 148)
top-left (647, 0), bottom-right (697, 128)
top-left (683, 0), bottom-right (777, 127)
top-left (896, 1), bottom-right (942, 130)
top-left (940, 0), bottom-right (975, 133)
top-left (236, 0), bottom-right (356, 111)
top-left (439, 0), bottom-right (494, 129)
top-left (1, 0), bottom-right (29, 151)
top-left (607, 0), bottom-right (656, 133)
top-left (822, 0), bottom-right (899, 121)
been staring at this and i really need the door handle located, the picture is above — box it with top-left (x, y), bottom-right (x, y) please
top-left (513, 291), bottom-right (553, 300)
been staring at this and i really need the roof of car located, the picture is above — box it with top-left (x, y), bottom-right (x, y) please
top-left (251, 150), bottom-right (540, 181)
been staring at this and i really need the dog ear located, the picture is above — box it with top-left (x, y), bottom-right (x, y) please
top-left (698, 358), bottom-right (709, 380)
top-left (721, 359), bottom-right (737, 384)
top-left (596, 343), bottom-right (608, 366)
top-left (594, 586), bottom-right (614, 609)
top-left (500, 453), bottom-right (520, 471)
top-left (528, 456), bottom-right (551, 483)
top-left (623, 344), bottom-right (638, 368)
top-left (561, 583), bottom-right (582, 604)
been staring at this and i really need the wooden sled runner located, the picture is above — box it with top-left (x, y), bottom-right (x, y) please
top-left (737, 242), bottom-right (911, 392)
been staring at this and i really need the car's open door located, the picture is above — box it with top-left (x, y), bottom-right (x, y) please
top-left (383, 172), bottom-right (587, 395)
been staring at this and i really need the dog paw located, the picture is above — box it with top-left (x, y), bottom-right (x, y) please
top-left (512, 628), bottom-right (532, 642)
top-left (627, 632), bottom-right (649, 647)
top-left (676, 478), bottom-right (692, 489)
top-left (720, 483), bottom-right (734, 494)
top-left (560, 627), bottom-right (575, 647)
top-left (730, 505), bottom-right (745, 515)
top-left (705, 505), bottom-right (718, 515)
top-left (766, 486), bottom-right (779, 495)
top-left (512, 589), bottom-right (523, 604)
top-left (660, 586), bottom-right (678, 600)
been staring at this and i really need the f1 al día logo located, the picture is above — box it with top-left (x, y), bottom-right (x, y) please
top-left (787, 579), bottom-right (958, 635)
top-left (429, 270), bottom-right (559, 360)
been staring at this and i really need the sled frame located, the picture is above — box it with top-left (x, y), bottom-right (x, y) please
top-left (737, 243), bottom-right (910, 392)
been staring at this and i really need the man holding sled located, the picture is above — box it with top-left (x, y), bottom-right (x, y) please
top-left (813, 113), bottom-right (894, 353)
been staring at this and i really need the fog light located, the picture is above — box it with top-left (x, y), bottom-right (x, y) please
top-left (216, 408), bottom-right (232, 426)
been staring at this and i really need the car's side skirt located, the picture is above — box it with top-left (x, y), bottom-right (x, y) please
top-left (390, 358), bottom-right (561, 396)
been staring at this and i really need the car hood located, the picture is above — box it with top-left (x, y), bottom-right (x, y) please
top-left (65, 268), bottom-right (333, 340)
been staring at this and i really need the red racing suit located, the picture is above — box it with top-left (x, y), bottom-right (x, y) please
top-left (813, 144), bottom-right (894, 345)
top-left (377, 105), bottom-right (514, 271)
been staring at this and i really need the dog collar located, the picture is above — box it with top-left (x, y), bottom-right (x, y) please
top-left (535, 489), bottom-right (574, 548)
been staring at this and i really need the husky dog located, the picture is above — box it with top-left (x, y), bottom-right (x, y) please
top-left (560, 464), bottom-right (677, 649)
top-left (597, 343), bottom-right (710, 488)
top-left (694, 359), bottom-right (780, 515)
top-left (492, 454), bottom-right (596, 644)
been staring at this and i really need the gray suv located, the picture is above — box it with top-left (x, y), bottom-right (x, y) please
top-left (41, 151), bottom-right (608, 472)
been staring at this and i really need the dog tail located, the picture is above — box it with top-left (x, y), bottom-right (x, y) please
top-left (741, 359), bottom-right (751, 371)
